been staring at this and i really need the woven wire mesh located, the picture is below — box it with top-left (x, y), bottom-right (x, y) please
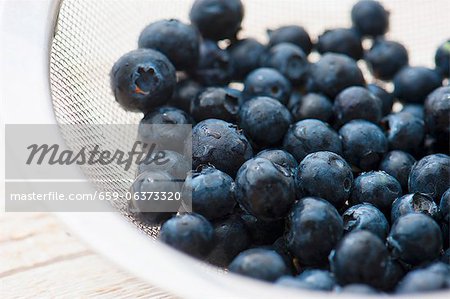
top-left (49, 0), bottom-right (449, 238)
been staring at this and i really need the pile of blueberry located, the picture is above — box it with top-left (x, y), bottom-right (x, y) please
top-left (111, 0), bottom-right (450, 295)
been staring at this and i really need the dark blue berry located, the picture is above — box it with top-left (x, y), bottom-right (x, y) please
top-left (240, 212), bottom-right (285, 245)
top-left (367, 83), bottom-right (394, 116)
top-left (424, 86), bottom-right (450, 150)
top-left (192, 119), bottom-right (253, 176)
top-left (440, 188), bottom-right (450, 222)
top-left (206, 214), bottom-right (251, 267)
top-left (408, 154), bottom-right (450, 202)
top-left (296, 270), bottom-right (336, 291)
top-left (339, 120), bottom-right (388, 171)
top-left (189, 0), bottom-right (244, 41)
top-left (239, 97), bottom-right (292, 147)
top-left (379, 150), bottom-right (416, 191)
top-left (343, 203), bottom-right (389, 240)
top-left (137, 150), bottom-right (190, 180)
top-left (330, 230), bottom-right (388, 286)
top-left (317, 28), bottom-right (363, 60)
top-left (339, 284), bottom-right (379, 294)
top-left (283, 119), bottom-right (342, 162)
top-left (393, 66), bottom-right (442, 104)
top-left (396, 266), bottom-right (450, 293)
top-left (228, 38), bottom-right (266, 80)
top-left (333, 86), bottom-right (383, 126)
top-left (351, 0), bottom-right (389, 37)
top-left (243, 68), bottom-right (292, 105)
top-left (138, 19), bottom-right (200, 71)
top-left (286, 197), bottom-right (343, 266)
top-left (190, 87), bottom-right (239, 122)
top-left (290, 93), bottom-right (333, 123)
top-left (310, 53), bottom-right (365, 98)
top-left (256, 149), bottom-right (298, 173)
top-left (182, 165), bottom-right (235, 220)
top-left (365, 39), bottom-right (408, 80)
top-left (435, 40), bottom-right (450, 78)
top-left (235, 158), bottom-right (296, 221)
top-left (387, 213), bottom-right (442, 266)
top-left (111, 49), bottom-right (176, 112)
top-left (268, 25), bottom-right (313, 55)
top-left (391, 193), bottom-right (439, 224)
top-left (381, 111), bottom-right (425, 153)
top-left (229, 248), bottom-right (289, 282)
top-left (168, 79), bottom-right (203, 113)
top-left (350, 171), bottom-right (402, 211)
top-left (192, 40), bottom-right (232, 86)
top-left (159, 213), bottom-right (214, 258)
top-left (262, 43), bottom-right (309, 85)
top-left (295, 152), bottom-right (353, 208)
top-left (401, 103), bottom-right (424, 119)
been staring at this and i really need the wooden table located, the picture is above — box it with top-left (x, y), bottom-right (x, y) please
top-left (0, 212), bottom-right (177, 298)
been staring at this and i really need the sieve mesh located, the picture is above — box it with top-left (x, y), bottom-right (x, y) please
top-left (49, 0), bottom-right (449, 242)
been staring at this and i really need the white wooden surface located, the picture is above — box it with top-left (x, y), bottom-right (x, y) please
top-left (0, 212), bottom-right (177, 299)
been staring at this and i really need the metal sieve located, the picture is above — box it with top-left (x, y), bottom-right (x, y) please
top-left (1, 0), bottom-right (449, 298)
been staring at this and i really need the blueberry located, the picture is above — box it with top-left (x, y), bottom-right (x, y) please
top-left (365, 39), bottom-right (409, 80)
top-left (339, 120), bottom-right (388, 171)
top-left (350, 171), bottom-right (402, 211)
top-left (379, 150), bottom-right (416, 190)
top-left (393, 66), bottom-right (442, 104)
top-left (182, 165), bottom-right (235, 220)
top-left (168, 79), bottom-right (203, 113)
top-left (256, 149), bottom-right (298, 173)
top-left (391, 193), bottom-right (439, 224)
top-left (192, 119), bottom-right (253, 176)
top-left (440, 188), bottom-right (450, 223)
top-left (289, 93), bottom-right (333, 122)
top-left (190, 87), bottom-right (239, 122)
top-left (239, 97), bottom-right (292, 147)
top-left (111, 49), bottom-right (176, 112)
top-left (267, 25), bottom-right (313, 55)
top-left (189, 0), bottom-right (244, 41)
top-left (296, 270), bottom-right (336, 291)
top-left (338, 284), bottom-right (379, 294)
top-left (240, 212), bottom-right (285, 245)
top-left (378, 257), bottom-right (406, 291)
top-left (159, 213), bottom-right (214, 258)
top-left (229, 248), bottom-right (289, 282)
top-left (351, 0), bottom-right (389, 37)
top-left (343, 203), bottom-right (389, 240)
top-left (387, 213), bottom-right (442, 266)
top-left (235, 158), bottom-right (296, 221)
top-left (286, 197), bottom-right (343, 266)
top-left (333, 86), bottom-right (383, 126)
top-left (283, 119), bottom-right (342, 162)
top-left (401, 103), bottom-right (424, 119)
top-left (424, 86), bottom-right (450, 150)
top-left (396, 266), bottom-right (449, 293)
top-left (262, 43), bottom-right (309, 85)
top-left (317, 28), bottom-right (363, 60)
top-left (130, 170), bottom-right (181, 216)
top-left (435, 40), bottom-right (450, 78)
top-left (367, 83), bottom-right (394, 116)
top-left (138, 106), bottom-right (192, 152)
top-left (228, 38), bottom-right (266, 80)
top-left (381, 112), bottom-right (425, 153)
top-left (137, 150), bottom-right (190, 180)
top-left (138, 19), bottom-right (200, 71)
top-left (206, 214), bottom-right (251, 267)
top-left (310, 53), bottom-right (365, 98)
top-left (276, 270), bottom-right (336, 291)
top-left (192, 40), bottom-right (232, 86)
top-left (408, 154), bottom-right (450, 202)
top-left (243, 68), bottom-right (292, 105)
top-left (295, 152), bottom-right (353, 208)
top-left (330, 230), bottom-right (388, 286)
